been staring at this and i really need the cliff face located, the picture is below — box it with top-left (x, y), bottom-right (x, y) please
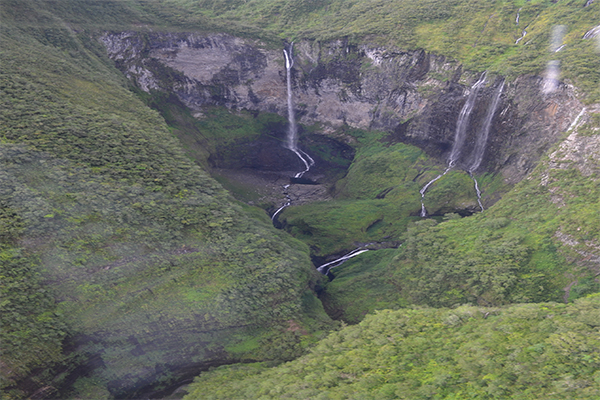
top-left (101, 31), bottom-right (583, 185)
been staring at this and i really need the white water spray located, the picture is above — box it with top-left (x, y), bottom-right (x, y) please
top-left (542, 26), bottom-right (566, 94)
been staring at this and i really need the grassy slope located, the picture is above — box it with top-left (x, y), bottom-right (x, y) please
top-left (0, 1), bottom-right (333, 398)
top-left (185, 295), bottom-right (600, 399)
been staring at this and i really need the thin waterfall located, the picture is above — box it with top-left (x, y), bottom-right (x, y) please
top-left (469, 172), bottom-right (485, 211)
top-left (583, 25), bottom-right (600, 39)
top-left (466, 80), bottom-right (504, 211)
top-left (468, 80), bottom-right (504, 173)
top-left (419, 167), bottom-right (450, 217)
top-left (317, 248), bottom-right (370, 274)
top-left (283, 44), bottom-right (297, 150)
top-left (568, 108), bottom-right (587, 132)
top-left (271, 184), bottom-right (291, 221)
top-left (419, 72), bottom-right (486, 217)
top-left (283, 43), bottom-right (315, 179)
top-left (272, 44), bottom-right (315, 221)
top-left (448, 72), bottom-right (487, 168)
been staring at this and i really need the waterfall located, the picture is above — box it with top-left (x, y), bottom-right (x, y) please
top-left (272, 44), bottom-right (315, 221)
top-left (466, 80), bottom-right (504, 211)
top-left (468, 80), bottom-right (504, 173)
top-left (419, 167), bottom-right (451, 217)
top-left (317, 248), bottom-right (370, 274)
top-left (567, 108), bottom-right (587, 132)
top-left (283, 44), bottom-right (297, 150)
top-left (419, 72), bottom-right (486, 217)
top-left (515, 30), bottom-right (527, 44)
top-left (583, 25), bottom-right (600, 39)
top-left (420, 73), bottom-right (499, 216)
top-left (516, 8), bottom-right (521, 25)
top-left (283, 43), bottom-right (315, 179)
top-left (469, 172), bottom-right (485, 212)
top-left (271, 184), bottom-right (291, 221)
top-left (448, 72), bottom-right (487, 168)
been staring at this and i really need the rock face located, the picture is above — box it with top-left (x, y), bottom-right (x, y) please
top-left (101, 31), bottom-right (583, 185)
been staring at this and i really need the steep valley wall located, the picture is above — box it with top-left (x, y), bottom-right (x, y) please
top-left (102, 31), bottom-right (584, 186)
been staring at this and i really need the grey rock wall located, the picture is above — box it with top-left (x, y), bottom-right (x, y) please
top-left (101, 31), bottom-right (584, 184)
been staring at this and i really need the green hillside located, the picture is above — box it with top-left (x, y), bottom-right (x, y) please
top-left (0, 2), bottom-right (332, 398)
top-left (185, 296), bottom-right (600, 399)
top-left (1, 0), bottom-right (598, 399)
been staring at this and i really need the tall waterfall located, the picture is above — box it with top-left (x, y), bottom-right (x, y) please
top-left (468, 80), bottom-right (504, 173)
top-left (466, 80), bottom-right (503, 211)
top-left (283, 43), bottom-right (314, 179)
top-left (272, 44), bottom-right (315, 222)
top-left (448, 72), bottom-right (487, 168)
top-left (419, 72), bottom-right (486, 217)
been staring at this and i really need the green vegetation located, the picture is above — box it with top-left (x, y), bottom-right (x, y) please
top-left (0, 3), bottom-right (333, 398)
top-left (185, 296), bottom-right (600, 399)
top-left (317, 131), bottom-right (600, 321)
top-left (1, 0), bottom-right (599, 398)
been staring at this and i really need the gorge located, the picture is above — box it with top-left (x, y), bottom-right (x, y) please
top-left (1, 1), bottom-right (599, 399)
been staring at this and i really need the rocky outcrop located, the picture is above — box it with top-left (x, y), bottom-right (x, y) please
top-left (101, 31), bottom-right (584, 184)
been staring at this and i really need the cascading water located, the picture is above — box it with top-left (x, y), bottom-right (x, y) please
top-left (448, 72), bottom-right (487, 168)
top-left (419, 168), bottom-right (450, 217)
top-left (466, 80), bottom-right (504, 211)
top-left (568, 108), bottom-right (587, 132)
top-left (419, 72), bottom-right (486, 217)
top-left (469, 172), bottom-right (485, 211)
top-left (583, 25), bottom-right (600, 39)
top-left (468, 81), bottom-right (504, 174)
top-left (272, 43), bottom-right (315, 221)
top-left (283, 43), bottom-right (315, 179)
top-left (317, 248), bottom-right (370, 274)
